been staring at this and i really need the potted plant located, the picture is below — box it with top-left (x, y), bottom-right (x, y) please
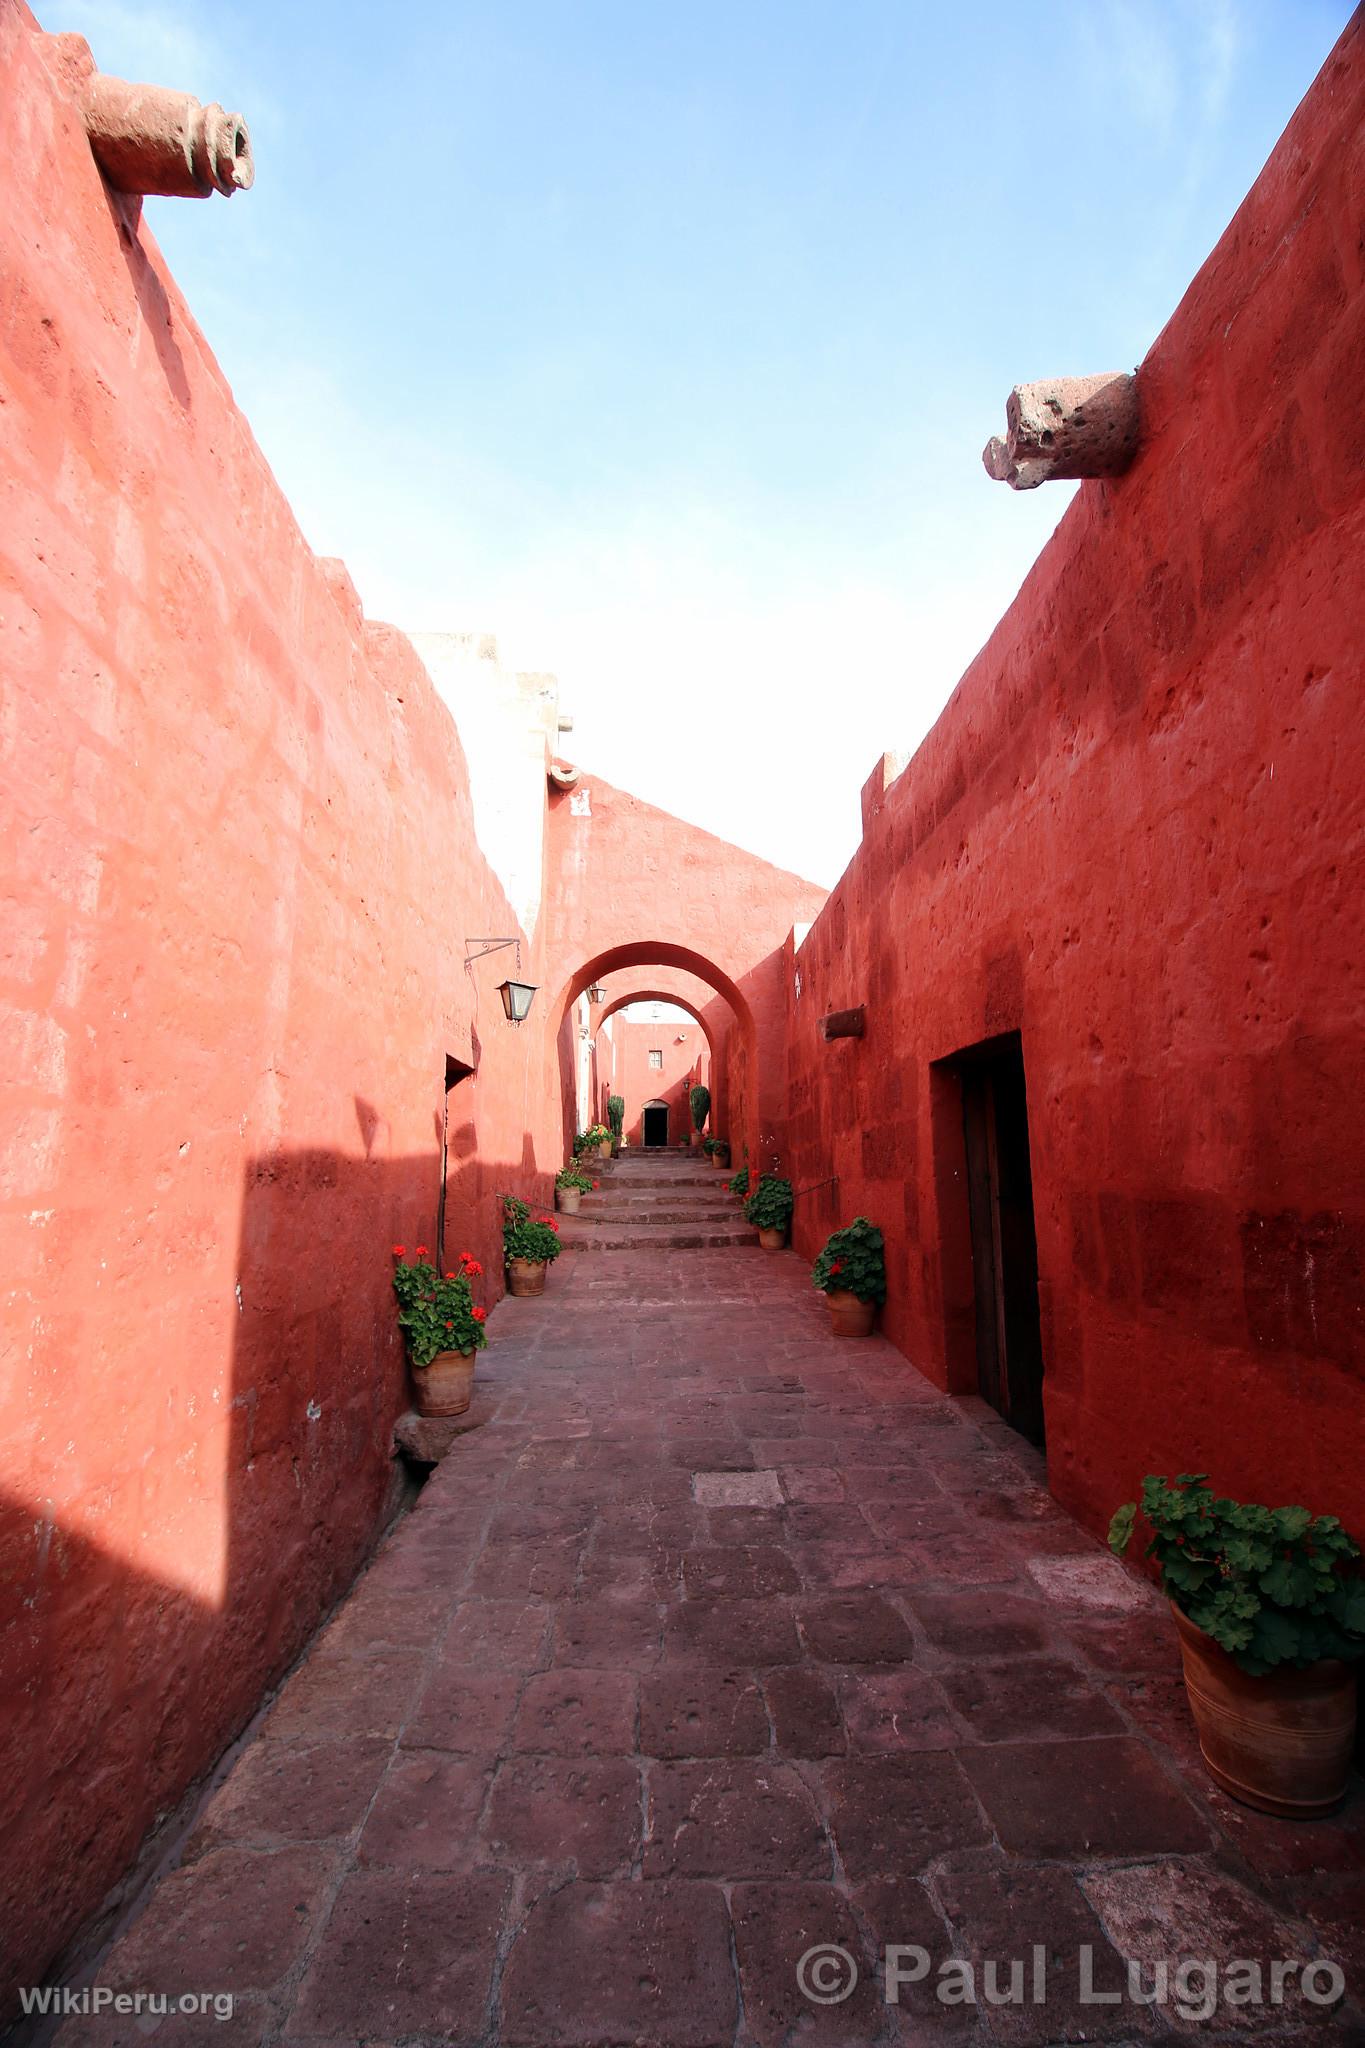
top-left (703, 1136), bottom-right (730, 1170)
top-left (744, 1173), bottom-right (794, 1250)
top-left (391, 1244), bottom-right (487, 1416)
top-left (554, 1165), bottom-right (595, 1214)
top-left (500, 1194), bottom-right (563, 1296)
top-left (1109, 1474), bottom-right (1365, 1816)
top-left (727, 1164), bottom-right (750, 1200)
top-left (811, 1218), bottom-right (885, 1337)
top-left (688, 1084), bottom-right (710, 1152)
top-left (582, 1121), bottom-right (612, 1162)
top-left (607, 1094), bottom-right (625, 1156)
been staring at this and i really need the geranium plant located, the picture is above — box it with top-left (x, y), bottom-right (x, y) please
top-left (501, 1194), bottom-right (563, 1265)
top-left (392, 1245), bottom-right (487, 1365)
top-left (555, 1165), bottom-right (596, 1192)
top-left (573, 1124), bottom-right (610, 1157)
top-left (812, 1218), bottom-right (885, 1303)
top-left (1109, 1474), bottom-right (1365, 1675)
top-left (727, 1165), bottom-right (750, 1198)
top-left (744, 1174), bottom-right (793, 1232)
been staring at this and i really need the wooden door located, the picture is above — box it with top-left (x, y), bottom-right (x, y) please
top-left (959, 1039), bottom-right (1046, 1448)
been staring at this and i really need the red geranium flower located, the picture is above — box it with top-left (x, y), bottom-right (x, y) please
top-left (472, 1305), bottom-right (487, 1323)
top-left (392, 1244), bottom-right (406, 1257)
top-left (444, 1320), bottom-right (453, 1330)
top-left (415, 1243), bottom-right (429, 1258)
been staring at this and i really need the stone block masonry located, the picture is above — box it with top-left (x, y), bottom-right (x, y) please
top-left (777, 8), bottom-right (1365, 1541)
top-left (4, 0), bottom-right (1365, 2019)
top-left (0, 0), bottom-right (824, 2006)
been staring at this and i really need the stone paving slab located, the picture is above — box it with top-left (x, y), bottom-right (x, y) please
top-left (51, 1239), bottom-right (1364, 2047)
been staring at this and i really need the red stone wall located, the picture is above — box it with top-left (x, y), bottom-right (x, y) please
top-left (0, 4), bottom-right (565, 1999)
top-left (779, 15), bottom-right (1365, 1539)
top-left (0, 9), bottom-right (828, 2000)
top-left (542, 776), bottom-right (827, 1175)
top-left (602, 1015), bottom-right (709, 1147)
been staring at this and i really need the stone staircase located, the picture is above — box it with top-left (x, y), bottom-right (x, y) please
top-left (555, 1150), bottom-right (756, 1251)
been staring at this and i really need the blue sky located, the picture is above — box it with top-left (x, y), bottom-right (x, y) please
top-left (51, 0), bottom-right (1349, 884)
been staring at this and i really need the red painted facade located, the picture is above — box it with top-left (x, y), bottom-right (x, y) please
top-left (2, 0), bottom-right (1363, 2011)
top-left (600, 1012), bottom-right (709, 1149)
top-left (541, 774), bottom-right (827, 1172)
top-left (777, 15), bottom-right (1365, 1540)
top-left (0, 4), bottom-right (823, 2002)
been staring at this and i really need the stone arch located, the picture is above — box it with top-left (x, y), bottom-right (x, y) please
top-left (550, 942), bottom-right (757, 1170)
top-left (592, 987), bottom-right (719, 1150)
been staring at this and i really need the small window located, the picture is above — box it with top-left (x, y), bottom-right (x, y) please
top-left (649, 1049), bottom-right (663, 1069)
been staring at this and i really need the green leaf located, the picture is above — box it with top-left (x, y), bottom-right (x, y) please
top-left (1248, 1608), bottom-right (1300, 1669)
top-left (1107, 1504), bottom-right (1137, 1556)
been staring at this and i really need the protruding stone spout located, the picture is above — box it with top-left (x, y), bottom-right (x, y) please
top-left (83, 67), bottom-right (254, 198)
top-left (983, 373), bottom-right (1139, 490)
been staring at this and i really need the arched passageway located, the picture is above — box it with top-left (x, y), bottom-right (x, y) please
top-left (593, 990), bottom-right (715, 1152)
top-left (549, 942), bottom-right (758, 1176)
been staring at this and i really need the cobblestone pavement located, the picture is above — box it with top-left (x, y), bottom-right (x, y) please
top-left (53, 1233), bottom-right (1365, 2047)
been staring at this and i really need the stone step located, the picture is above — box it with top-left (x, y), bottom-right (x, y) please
top-left (585, 1196), bottom-right (736, 1212)
top-left (605, 1163), bottom-right (720, 1179)
top-left (576, 1209), bottom-right (738, 1227)
top-left (556, 1221), bottom-right (758, 1251)
top-left (605, 1177), bottom-right (734, 1193)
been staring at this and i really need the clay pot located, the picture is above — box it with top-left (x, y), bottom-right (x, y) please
top-left (413, 1349), bottom-right (475, 1418)
top-left (1171, 1602), bottom-right (1358, 1817)
top-left (598, 1139), bottom-right (613, 1161)
top-left (710, 1151), bottom-right (729, 1170)
top-left (826, 1289), bottom-right (876, 1338)
top-left (757, 1226), bottom-right (787, 1251)
top-left (506, 1257), bottom-right (547, 1297)
top-left (556, 1186), bottom-right (582, 1214)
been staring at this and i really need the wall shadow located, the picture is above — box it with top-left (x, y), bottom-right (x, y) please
top-left (1, 1135), bottom-right (540, 2028)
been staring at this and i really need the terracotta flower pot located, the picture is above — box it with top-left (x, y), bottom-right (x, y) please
top-left (825, 1289), bottom-right (876, 1338)
top-left (758, 1226), bottom-right (787, 1251)
top-left (1171, 1602), bottom-right (1358, 1817)
top-left (689, 1131), bottom-right (702, 1150)
top-left (413, 1349), bottom-right (475, 1418)
top-left (710, 1152), bottom-right (729, 1170)
top-left (506, 1257), bottom-right (547, 1297)
top-left (598, 1139), bottom-right (613, 1161)
top-left (556, 1186), bottom-right (582, 1214)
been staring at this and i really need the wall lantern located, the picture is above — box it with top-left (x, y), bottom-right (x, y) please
top-left (586, 984), bottom-right (606, 1003)
top-left (497, 978), bottom-right (537, 1025)
top-left (465, 937), bottom-right (538, 1027)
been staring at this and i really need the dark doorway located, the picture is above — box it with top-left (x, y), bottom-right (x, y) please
top-left (437, 1053), bottom-right (474, 1268)
top-left (953, 1033), bottom-right (1046, 1448)
top-left (642, 1102), bottom-right (668, 1148)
